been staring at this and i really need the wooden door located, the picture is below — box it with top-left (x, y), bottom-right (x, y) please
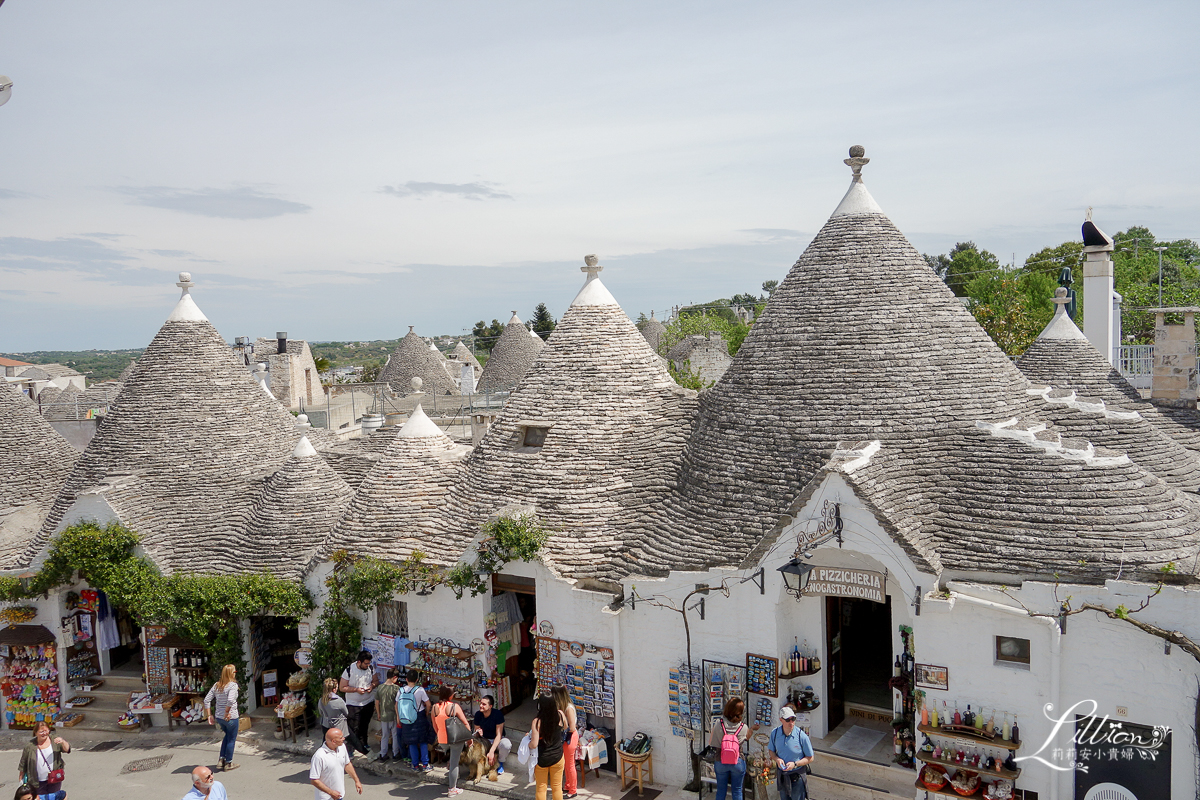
top-left (825, 596), bottom-right (845, 730)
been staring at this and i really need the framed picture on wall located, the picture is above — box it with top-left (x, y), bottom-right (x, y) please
top-left (914, 663), bottom-right (949, 691)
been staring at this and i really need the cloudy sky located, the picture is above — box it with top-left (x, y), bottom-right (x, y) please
top-left (1, 1), bottom-right (1197, 350)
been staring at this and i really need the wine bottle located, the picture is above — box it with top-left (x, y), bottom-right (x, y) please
top-left (893, 656), bottom-right (901, 677)
top-left (953, 702), bottom-right (961, 726)
top-left (1011, 716), bottom-right (1020, 746)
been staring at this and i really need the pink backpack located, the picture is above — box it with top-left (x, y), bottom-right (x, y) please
top-left (720, 720), bottom-right (743, 764)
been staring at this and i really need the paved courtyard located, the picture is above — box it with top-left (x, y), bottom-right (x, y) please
top-left (0, 726), bottom-right (673, 800)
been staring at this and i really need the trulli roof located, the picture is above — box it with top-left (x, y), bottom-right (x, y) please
top-left (478, 314), bottom-right (543, 389)
top-left (25, 275), bottom-right (335, 575)
top-left (118, 359), bottom-right (138, 383)
top-left (1015, 298), bottom-right (1200, 490)
top-left (18, 367), bottom-right (51, 381)
top-left (0, 383), bottom-right (79, 569)
top-left (640, 312), bottom-right (667, 354)
top-left (380, 329), bottom-right (459, 396)
top-left (652, 150), bottom-right (1200, 585)
top-left (35, 386), bottom-right (61, 407)
top-left (444, 262), bottom-right (697, 582)
top-left (43, 384), bottom-right (83, 421)
top-left (450, 341), bottom-right (483, 379)
top-left (237, 433), bottom-right (355, 579)
top-left (324, 404), bottom-right (471, 567)
top-left (25, 363), bottom-right (81, 379)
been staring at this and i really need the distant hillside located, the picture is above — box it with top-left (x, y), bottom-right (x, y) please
top-left (1, 350), bottom-right (142, 383)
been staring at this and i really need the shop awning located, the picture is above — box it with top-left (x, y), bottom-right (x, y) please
top-left (147, 632), bottom-right (203, 650)
top-left (0, 625), bottom-right (56, 645)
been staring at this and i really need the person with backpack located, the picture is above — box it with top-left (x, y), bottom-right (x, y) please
top-left (432, 687), bottom-right (473, 796)
top-left (374, 668), bottom-right (401, 762)
top-left (397, 668), bottom-right (432, 771)
top-left (768, 707), bottom-right (814, 800)
top-left (339, 651), bottom-right (379, 757)
top-left (709, 697), bottom-right (750, 800)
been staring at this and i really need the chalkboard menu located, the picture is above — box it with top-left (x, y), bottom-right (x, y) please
top-left (746, 653), bottom-right (779, 698)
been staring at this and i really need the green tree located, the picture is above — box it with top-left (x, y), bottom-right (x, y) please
top-left (762, 280), bottom-right (779, 297)
top-left (926, 242), bottom-right (1002, 297)
top-left (359, 362), bottom-right (382, 383)
top-left (472, 319), bottom-right (505, 353)
top-left (964, 269), bottom-right (1057, 357)
top-left (531, 303), bottom-right (556, 337)
top-left (313, 356), bottom-right (332, 372)
top-left (635, 312), bottom-right (650, 330)
top-left (658, 312), bottom-right (751, 361)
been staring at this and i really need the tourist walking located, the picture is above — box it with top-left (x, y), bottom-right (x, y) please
top-left (432, 687), bottom-right (472, 796)
top-left (339, 650), bottom-right (379, 753)
top-left (397, 668), bottom-right (432, 771)
top-left (768, 707), bottom-right (814, 800)
top-left (17, 721), bottom-right (70, 800)
top-left (205, 664), bottom-right (241, 771)
top-left (310, 728), bottom-right (363, 800)
top-left (710, 697), bottom-right (750, 800)
top-left (472, 695), bottom-right (511, 773)
top-left (551, 686), bottom-right (579, 799)
top-left (181, 766), bottom-right (228, 800)
top-left (374, 667), bottom-right (401, 762)
top-left (529, 695), bottom-right (566, 800)
top-left (319, 678), bottom-right (367, 756)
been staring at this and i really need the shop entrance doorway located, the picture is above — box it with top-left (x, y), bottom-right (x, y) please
top-left (825, 595), bottom-right (892, 729)
top-left (249, 616), bottom-right (301, 711)
top-left (490, 574), bottom-right (536, 719)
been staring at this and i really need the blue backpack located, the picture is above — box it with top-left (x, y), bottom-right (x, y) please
top-left (397, 686), bottom-right (418, 724)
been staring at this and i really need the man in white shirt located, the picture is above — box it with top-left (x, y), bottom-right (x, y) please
top-left (339, 650), bottom-right (379, 754)
top-left (310, 728), bottom-right (362, 800)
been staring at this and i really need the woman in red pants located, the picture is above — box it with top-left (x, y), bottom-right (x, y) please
top-left (552, 686), bottom-right (579, 798)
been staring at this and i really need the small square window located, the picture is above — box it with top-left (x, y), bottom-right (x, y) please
top-left (995, 636), bottom-right (1030, 666)
top-left (522, 426), bottom-right (549, 448)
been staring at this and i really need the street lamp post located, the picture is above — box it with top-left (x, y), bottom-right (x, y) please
top-left (1154, 246), bottom-right (1169, 307)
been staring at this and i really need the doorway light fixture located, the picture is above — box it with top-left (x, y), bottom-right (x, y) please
top-left (778, 558), bottom-right (815, 600)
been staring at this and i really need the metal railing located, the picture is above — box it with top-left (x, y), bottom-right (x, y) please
top-left (1115, 345), bottom-right (1154, 377)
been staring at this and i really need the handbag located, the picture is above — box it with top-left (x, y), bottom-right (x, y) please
top-left (39, 748), bottom-right (64, 784)
top-left (444, 704), bottom-right (472, 745)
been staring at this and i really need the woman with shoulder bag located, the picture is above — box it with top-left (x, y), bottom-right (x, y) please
top-left (551, 686), bottom-right (579, 798)
top-left (204, 664), bottom-right (241, 771)
top-left (529, 695), bottom-right (567, 800)
top-left (710, 697), bottom-right (751, 800)
top-left (432, 687), bottom-right (473, 796)
top-left (18, 720), bottom-right (70, 800)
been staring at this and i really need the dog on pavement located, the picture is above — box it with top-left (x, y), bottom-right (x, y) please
top-left (462, 735), bottom-right (499, 783)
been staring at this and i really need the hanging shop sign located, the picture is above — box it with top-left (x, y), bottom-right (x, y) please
top-left (803, 566), bottom-right (886, 603)
top-left (294, 648), bottom-right (312, 668)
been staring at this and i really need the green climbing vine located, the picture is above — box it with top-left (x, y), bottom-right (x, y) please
top-left (308, 514), bottom-right (551, 695)
top-left (0, 521), bottom-right (312, 710)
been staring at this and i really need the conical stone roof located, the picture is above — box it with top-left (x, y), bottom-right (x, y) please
top-left (655, 149), bottom-right (1200, 584)
top-left (36, 385), bottom-right (61, 408)
top-left (450, 341), bottom-right (483, 380)
top-left (239, 429), bottom-right (355, 579)
top-left (445, 258), bottom-right (697, 582)
top-left (325, 403), bottom-right (471, 567)
top-left (26, 273), bottom-right (331, 574)
top-left (478, 313), bottom-right (543, 389)
top-left (44, 383), bottom-right (83, 421)
top-left (0, 383), bottom-right (79, 569)
top-left (118, 359), bottom-right (138, 383)
top-left (380, 329), bottom-right (459, 396)
top-left (641, 311), bottom-right (667, 354)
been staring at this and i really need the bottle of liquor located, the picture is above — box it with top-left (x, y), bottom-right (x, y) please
top-left (893, 656), bottom-right (901, 677)
top-left (975, 706), bottom-right (985, 730)
top-left (1011, 716), bottom-right (1020, 746)
top-left (921, 699), bottom-right (929, 727)
top-left (930, 702), bottom-right (938, 728)
top-left (942, 701), bottom-right (949, 727)
top-left (1002, 712), bottom-right (1011, 741)
top-left (953, 702), bottom-right (961, 726)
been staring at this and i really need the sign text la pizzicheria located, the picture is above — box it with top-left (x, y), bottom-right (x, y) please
top-left (804, 566), bottom-right (886, 604)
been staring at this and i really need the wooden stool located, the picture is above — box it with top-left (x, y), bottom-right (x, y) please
top-left (618, 750), bottom-right (653, 795)
top-left (281, 708), bottom-right (309, 743)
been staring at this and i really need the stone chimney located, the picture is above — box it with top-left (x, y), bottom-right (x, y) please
top-left (1151, 307), bottom-right (1199, 405)
top-left (276, 331), bottom-right (288, 355)
top-left (1081, 211), bottom-right (1115, 364)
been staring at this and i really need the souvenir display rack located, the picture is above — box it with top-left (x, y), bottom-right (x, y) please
top-left (667, 662), bottom-right (702, 738)
top-left (745, 653), bottom-right (779, 698)
top-left (701, 660), bottom-right (747, 738)
top-left (408, 640), bottom-right (482, 710)
top-left (147, 633), bottom-right (207, 702)
top-left (62, 590), bottom-right (100, 684)
top-left (537, 636), bottom-right (616, 719)
top-left (0, 625), bottom-right (61, 730)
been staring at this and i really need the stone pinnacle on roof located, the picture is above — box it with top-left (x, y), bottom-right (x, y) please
top-left (571, 254), bottom-right (618, 307)
top-left (168, 272), bottom-right (207, 322)
top-left (831, 145), bottom-right (883, 218)
top-left (641, 310), bottom-right (668, 353)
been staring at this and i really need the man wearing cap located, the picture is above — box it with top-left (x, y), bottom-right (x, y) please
top-left (768, 707), bottom-right (814, 800)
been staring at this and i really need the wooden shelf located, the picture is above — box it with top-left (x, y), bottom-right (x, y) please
top-left (918, 724), bottom-right (1020, 751)
top-left (779, 668), bottom-right (821, 680)
top-left (915, 751), bottom-right (1020, 781)
top-left (915, 777), bottom-right (1013, 799)
top-left (174, 667), bottom-right (209, 672)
